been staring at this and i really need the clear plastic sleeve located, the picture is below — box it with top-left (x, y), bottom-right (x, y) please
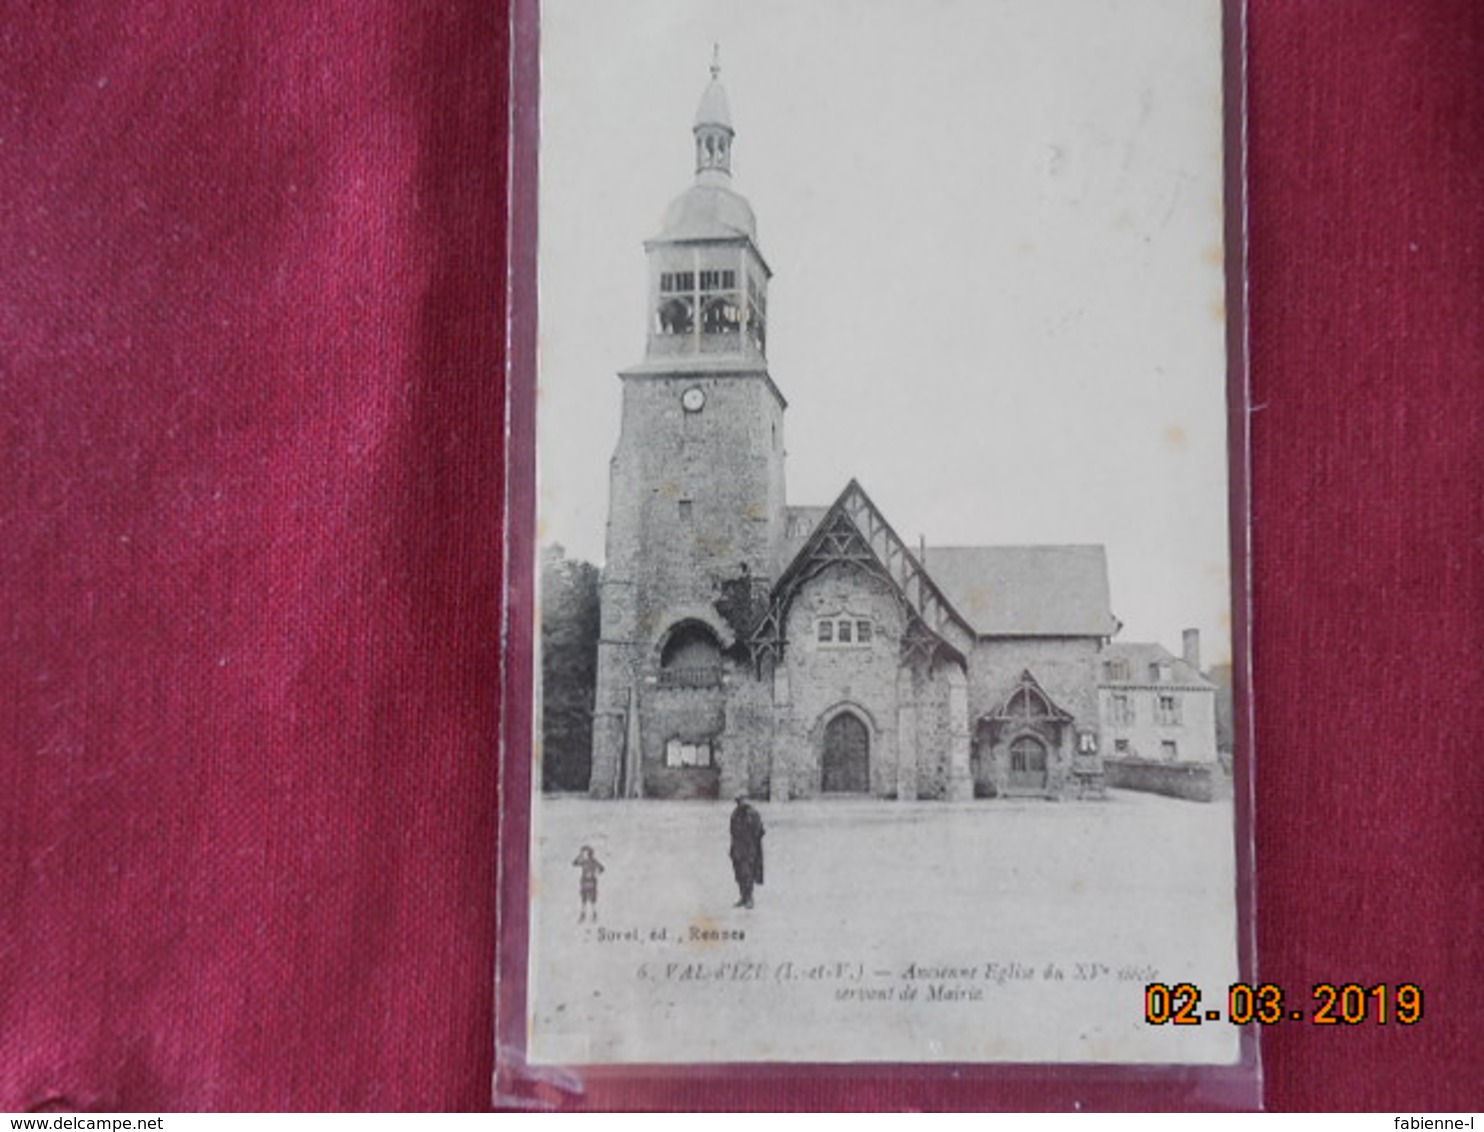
top-left (496, 0), bottom-right (1258, 1110)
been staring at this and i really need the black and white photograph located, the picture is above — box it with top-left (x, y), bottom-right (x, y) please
top-left (525, 0), bottom-right (1246, 1066)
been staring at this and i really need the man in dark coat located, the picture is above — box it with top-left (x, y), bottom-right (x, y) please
top-left (729, 795), bottom-right (765, 908)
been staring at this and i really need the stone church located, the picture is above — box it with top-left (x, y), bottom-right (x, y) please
top-left (588, 64), bottom-right (1120, 803)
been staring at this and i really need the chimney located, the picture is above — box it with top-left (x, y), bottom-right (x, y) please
top-left (1182, 628), bottom-right (1201, 672)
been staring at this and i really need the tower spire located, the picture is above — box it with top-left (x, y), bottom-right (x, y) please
top-left (693, 50), bottom-right (733, 178)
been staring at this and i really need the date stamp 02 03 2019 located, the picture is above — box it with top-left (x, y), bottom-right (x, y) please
top-left (1145, 981), bottom-right (1425, 1027)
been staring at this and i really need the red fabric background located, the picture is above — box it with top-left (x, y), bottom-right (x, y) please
top-left (1, 0), bottom-right (1479, 1112)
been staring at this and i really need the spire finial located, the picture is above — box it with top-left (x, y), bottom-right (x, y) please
top-left (710, 43), bottom-right (721, 81)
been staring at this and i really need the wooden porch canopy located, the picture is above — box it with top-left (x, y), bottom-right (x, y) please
top-left (979, 670), bottom-right (1075, 729)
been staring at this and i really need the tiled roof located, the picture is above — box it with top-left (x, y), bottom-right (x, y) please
top-left (1098, 641), bottom-right (1212, 688)
top-left (920, 545), bottom-right (1119, 638)
top-left (780, 504), bottom-right (830, 563)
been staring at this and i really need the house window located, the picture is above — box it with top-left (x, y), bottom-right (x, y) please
top-left (1161, 740), bottom-right (1178, 760)
top-left (817, 620), bottom-right (833, 643)
top-left (678, 499), bottom-right (693, 522)
top-left (1156, 694), bottom-right (1181, 725)
top-left (665, 738), bottom-right (715, 768)
top-left (856, 620), bottom-right (872, 643)
top-left (1108, 693), bottom-right (1133, 725)
top-left (1150, 662), bottom-right (1173, 682)
top-left (1105, 658), bottom-right (1130, 681)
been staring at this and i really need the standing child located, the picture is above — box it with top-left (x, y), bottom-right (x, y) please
top-left (573, 845), bottom-right (604, 923)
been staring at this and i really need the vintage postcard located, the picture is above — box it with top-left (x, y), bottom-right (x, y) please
top-left (521, 0), bottom-right (1247, 1069)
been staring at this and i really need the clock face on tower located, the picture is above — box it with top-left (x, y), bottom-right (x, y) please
top-left (681, 386), bottom-right (706, 413)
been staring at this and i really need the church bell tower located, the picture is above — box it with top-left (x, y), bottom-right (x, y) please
top-left (589, 57), bottom-right (787, 798)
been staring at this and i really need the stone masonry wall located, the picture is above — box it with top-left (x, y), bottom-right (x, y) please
top-left (776, 565), bottom-right (906, 799)
top-left (638, 678), bottom-right (727, 800)
top-left (1098, 684), bottom-right (1218, 764)
top-left (591, 369), bottom-right (785, 797)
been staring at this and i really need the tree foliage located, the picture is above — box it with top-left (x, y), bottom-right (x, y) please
top-left (541, 545), bottom-right (600, 792)
top-left (1207, 661), bottom-right (1235, 769)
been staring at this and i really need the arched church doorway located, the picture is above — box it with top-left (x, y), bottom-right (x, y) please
top-left (1008, 734), bottom-right (1049, 792)
top-left (821, 712), bottom-right (870, 794)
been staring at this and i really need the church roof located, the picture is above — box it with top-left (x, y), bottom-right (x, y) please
top-left (756, 481), bottom-right (1121, 671)
top-left (919, 545), bottom-right (1119, 639)
top-left (657, 182), bottom-right (757, 242)
top-left (769, 485), bottom-right (1118, 650)
top-left (781, 505), bottom-right (830, 563)
top-left (1099, 641), bottom-right (1213, 688)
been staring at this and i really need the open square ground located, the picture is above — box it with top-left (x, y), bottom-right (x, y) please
top-left (529, 790), bottom-right (1241, 1064)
